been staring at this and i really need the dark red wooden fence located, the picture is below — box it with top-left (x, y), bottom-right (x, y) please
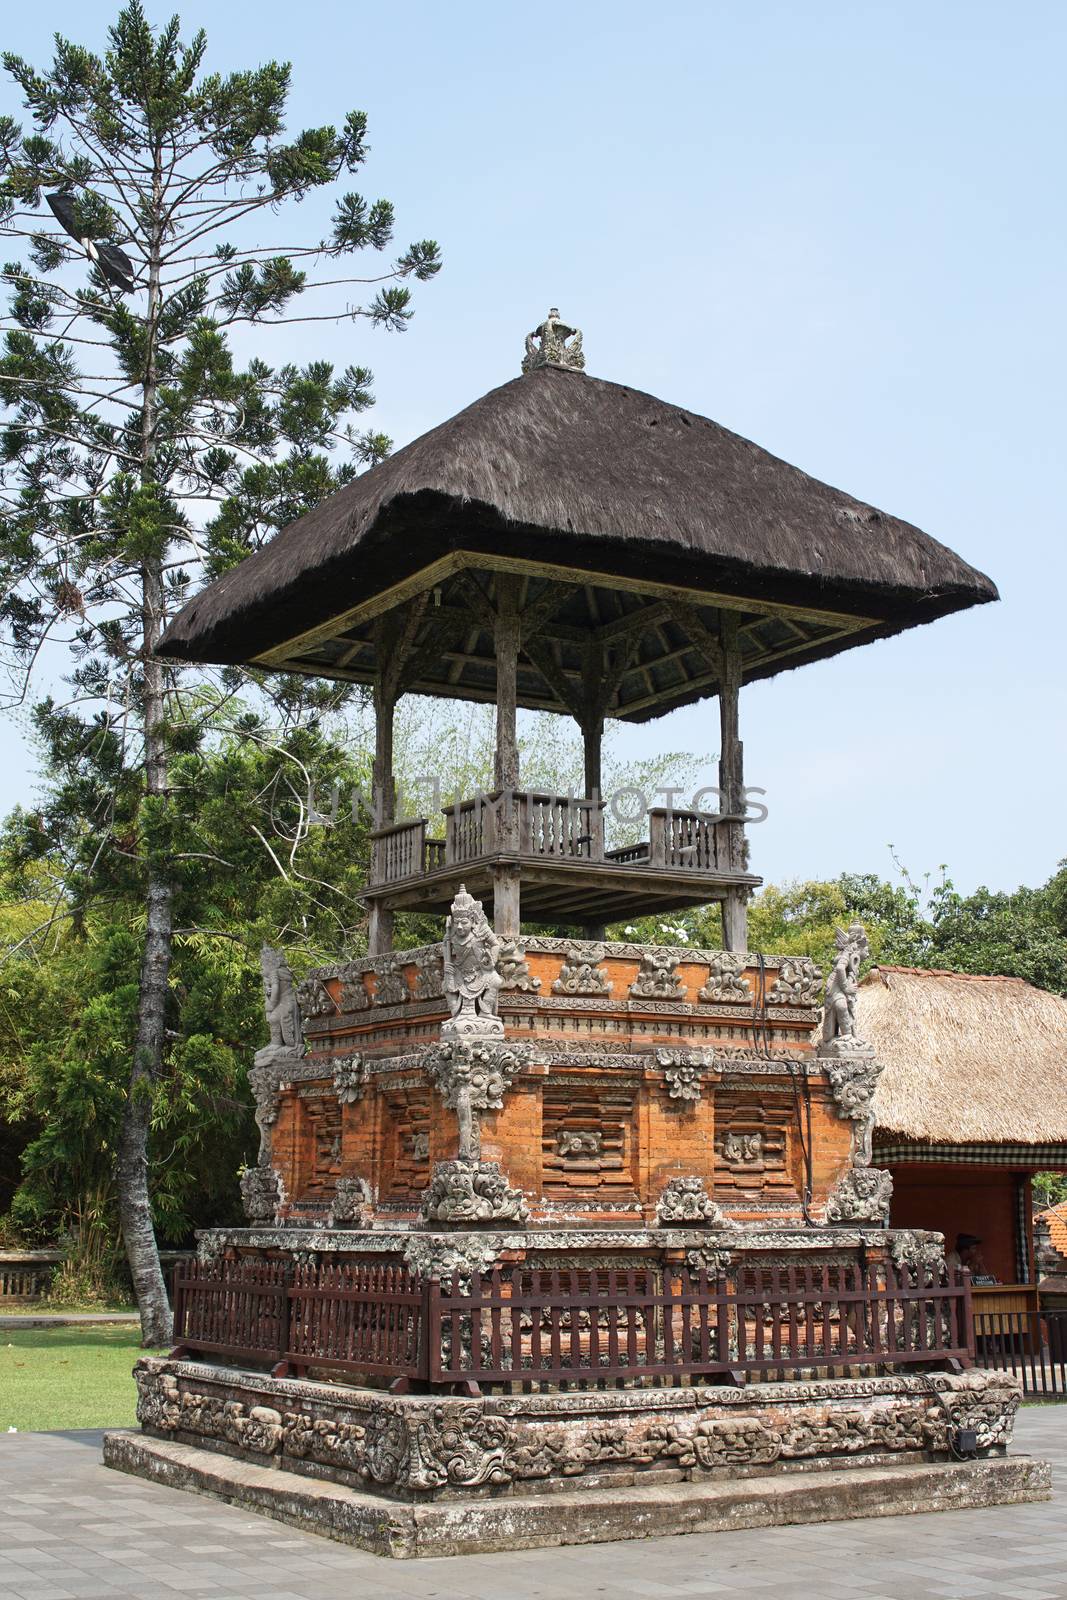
top-left (171, 1256), bottom-right (973, 1389)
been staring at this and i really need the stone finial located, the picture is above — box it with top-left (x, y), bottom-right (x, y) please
top-left (521, 308), bottom-right (585, 374)
top-left (260, 945), bottom-right (303, 1055)
top-left (442, 885), bottom-right (503, 1038)
top-left (819, 922), bottom-right (870, 1054)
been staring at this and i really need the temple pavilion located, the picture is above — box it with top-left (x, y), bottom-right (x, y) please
top-left (111, 314), bottom-right (1040, 1559)
top-left (159, 309), bottom-right (995, 952)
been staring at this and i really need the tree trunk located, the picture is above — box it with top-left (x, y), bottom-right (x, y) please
top-left (118, 149), bottom-right (173, 1347)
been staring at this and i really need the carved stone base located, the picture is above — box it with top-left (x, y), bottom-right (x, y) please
top-left (420, 1160), bottom-right (530, 1225)
top-left (108, 1361), bottom-right (1042, 1555)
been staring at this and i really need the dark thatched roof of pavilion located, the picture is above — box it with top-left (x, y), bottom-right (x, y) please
top-left (159, 365), bottom-right (997, 698)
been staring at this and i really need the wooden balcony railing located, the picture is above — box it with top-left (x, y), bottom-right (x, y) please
top-left (649, 808), bottom-right (735, 872)
top-left (171, 1256), bottom-right (973, 1391)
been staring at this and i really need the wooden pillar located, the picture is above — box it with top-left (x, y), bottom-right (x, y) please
top-left (368, 675), bottom-right (396, 956)
top-left (718, 611), bottom-right (748, 952)
top-left (493, 577), bottom-right (521, 936)
top-left (581, 711), bottom-right (606, 940)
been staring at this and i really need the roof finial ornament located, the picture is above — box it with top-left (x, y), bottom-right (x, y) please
top-left (522, 307), bottom-right (585, 375)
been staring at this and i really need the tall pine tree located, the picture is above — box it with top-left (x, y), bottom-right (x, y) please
top-left (0, 4), bottom-right (440, 1341)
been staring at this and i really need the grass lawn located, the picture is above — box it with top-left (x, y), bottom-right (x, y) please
top-left (0, 1325), bottom-right (164, 1431)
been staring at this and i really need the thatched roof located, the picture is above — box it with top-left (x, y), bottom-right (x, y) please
top-left (158, 365), bottom-right (997, 707)
top-left (862, 967), bottom-right (1067, 1144)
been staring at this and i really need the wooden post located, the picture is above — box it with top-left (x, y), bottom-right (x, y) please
top-left (718, 612), bottom-right (748, 952)
top-left (493, 577), bottom-right (522, 936)
top-left (368, 674), bottom-right (396, 955)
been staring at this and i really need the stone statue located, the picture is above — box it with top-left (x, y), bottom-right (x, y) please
top-left (820, 922), bottom-right (870, 1052)
top-left (261, 946), bottom-right (303, 1055)
top-left (521, 308), bottom-right (586, 374)
top-left (442, 886), bottom-right (503, 1037)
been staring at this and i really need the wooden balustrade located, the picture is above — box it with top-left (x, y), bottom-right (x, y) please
top-left (517, 791), bottom-right (605, 859)
top-left (648, 808), bottom-right (735, 871)
top-left (171, 1256), bottom-right (973, 1391)
top-left (370, 818), bottom-right (428, 886)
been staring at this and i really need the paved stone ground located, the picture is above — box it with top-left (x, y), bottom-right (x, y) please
top-left (0, 1409), bottom-right (1063, 1600)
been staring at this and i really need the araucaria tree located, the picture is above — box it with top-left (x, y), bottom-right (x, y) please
top-left (0, 4), bottom-right (440, 1341)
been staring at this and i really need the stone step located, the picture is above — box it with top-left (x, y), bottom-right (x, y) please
top-left (102, 1429), bottom-right (1051, 1561)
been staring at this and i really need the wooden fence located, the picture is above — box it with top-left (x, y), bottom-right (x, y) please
top-left (171, 1257), bottom-right (973, 1390)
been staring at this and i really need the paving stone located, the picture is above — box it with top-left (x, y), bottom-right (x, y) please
top-left (0, 1412), bottom-right (1064, 1597)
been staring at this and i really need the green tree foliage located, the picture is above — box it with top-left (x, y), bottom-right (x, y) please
top-left (0, 4), bottom-right (439, 1339)
top-left (0, 714), bottom-right (373, 1292)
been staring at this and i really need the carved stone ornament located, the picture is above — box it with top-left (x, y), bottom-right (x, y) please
top-left (421, 1159), bottom-right (529, 1225)
top-left (889, 1229), bottom-right (946, 1270)
top-left (686, 1242), bottom-right (737, 1275)
top-left (240, 1164), bottom-right (281, 1224)
top-left (328, 1175), bottom-right (371, 1227)
top-left (297, 974), bottom-right (337, 1022)
top-left (373, 956), bottom-right (410, 1008)
top-left (521, 307), bottom-right (585, 374)
top-left (247, 1062), bottom-right (282, 1166)
top-left (768, 955), bottom-right (823, 1008)
top-left (656, 1175), bottom-right (728, 1226)
top-left (557, 1129), bottom-right (602, 1158)
top-left (656, 1047), bottom-right (706, 1103)
top-left (551, 942), bottom-right (611, 996)
top-left (422, 1036), bottom-right (529, 1161)
top-left (722, 1131), bottom-right (763, 1166)
top-left (698, 952), bottom-right (751, 1004)
top-left (824, 1047), bottom-right (885, 1167)
top-left (337, 963), bottom-right (371, 1012)
top-left (257, 946), bottom-right (304, 1065)
top-left (630, 949), bottom-right (686, 1001)
top-left (442, 885), bottom-right (503, 1036)
top-left (825, 1166), bottom-right (894, 1224)
top-left (496, 938), bottom-right (541, 992)
top-left (402, 1230), bottom-right (504, 1284)
top-left (413, 949), bottom-right (445, 1001)
top-left (332, 1055), bottom-right (366, 1106)
top-left (819, 921), bottom-right (870, 1052)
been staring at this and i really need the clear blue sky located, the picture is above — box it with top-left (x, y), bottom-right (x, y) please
top-left (2, 0), bottom-right (1065, 897)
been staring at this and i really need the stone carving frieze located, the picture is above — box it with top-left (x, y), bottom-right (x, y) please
top-left (686, 1242), bottom-right (738, 1275)
top-left (421, 1159), bottom-right (529, 1224)
top-left (825, 1166), bottom-right (894, 1224)
top-left (824, 1048), bottom-right (885, 1166)
top-left (413, 949), bottom-right (445, 1002)
top-left (373, 957), bottom-right (410, 1008)
top-left (768, 955), bottom-right (823, 1008)
top-left (133, 1357), bottom-right (1024, 1498)
top-left (337, 963), bottom-right (372, 1011)
top-left (657, 1175), bottom-right (729, 1226)
top-left (496, 938), bottom-right (541, 992)
top-left (698, 952), bottom-right (752, 1004)
top-left (630, 950), bottom-right (686, 1001)
top-left (297, 974), bottom-right (338, 1021)
top-left (552, 943), bottom-right (611, 996)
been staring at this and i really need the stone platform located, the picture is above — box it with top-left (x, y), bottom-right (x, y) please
top-left (103, 1357), bottom-right (1046, 1557)
top-left (103, 1429), bottom-right (1050, 1559)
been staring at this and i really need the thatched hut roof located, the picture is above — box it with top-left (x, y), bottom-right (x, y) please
top-left (862, 967), bottom-right (1067, 1145)
top-left (158, 365), bottom-right (997, 708)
